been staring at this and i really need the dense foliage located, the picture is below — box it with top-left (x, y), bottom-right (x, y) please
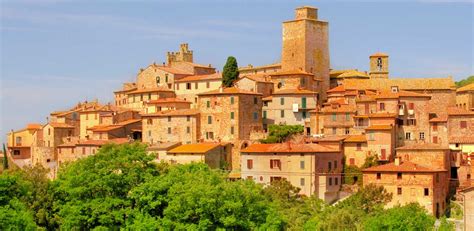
top-left (455, 75), bottom-right (474, 88)
top-left (0, 143), bottom-right (451, 230)
top-left (260, 124), bottom-right (304, 143)
top-left (222, 56), bottom-right (239, 87)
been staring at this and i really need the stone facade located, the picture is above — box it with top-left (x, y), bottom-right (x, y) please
top-left (263, 92), bottom-right (317, 128)
top-left (456, 83), bottom-right (474, 110)
top-left (165, 143), bottom-right (232, 169)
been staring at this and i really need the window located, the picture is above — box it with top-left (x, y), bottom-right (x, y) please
top-left (461, 121), bottom-right (467, 129)
top-left (381, 149), bottom-right (386, 160)
top-left (300, 178), bottom-right (305, 186)
top-left (13, 150), bottom-right (20, 155)
top-left (270, 176), bottom-right (282, 182)
top-left (328, 162), bottom-right (332, 172)
top-left (405, 132), bottom-right (412, 140)
top-left (397, 187), bottom-right (402, 195)
top-left (165, 74), bottom-right (169, 83)
top-left (468, 174), bottom-right (471, 180)
top-left (156, 76), bottom-right (160, 84)
top-left (335, 177), bottom-right (339, 185)
top-left (82, 147), bottom-right (86, 155)
top-left (332, 128), bottom-right (337, 135)
top-left (208, 116), bottom-right (212, 124)
top-left (408, 103), bottom-right (414, 110)
top-left (377, 173), bottom-right (381, 179)
top-left (195, 82), bottom-right (198, 89)
top-left (186, 83), bottom-right (191, 90)
top-left (397, 172), bottom-right (402, 179)
top-left (407, 119), bottom-right (416, 126)
top-left (187, 116), bottom-right (190, 122)
top-left (368, 132), bottom-right (375, 141)
top-left (436, 173), bottom-right (440, 183)
top-left (48, 128), bottom-right (51, 135)
top-left (270, 159), bottom-right (281, 169)
top-left (345, 113), bottom-right (350, 121)
top-left (230, 126), bottom-right (234, 135)
top-left (254, 97), bottom-right (258, 104)
top-left (280, 97), bottom-right (285, 105)
top-left (328, 177), bottom-right (332, 186)
top-left (433, 123), bottom-right (438, 131)
top-left (207, 82), bottom-right (210, 88)
top-left (345, 128), bottom-right (350, 135)
top-left (140, 94), bottom-right (143, 101)
top-left (168, 127), bottom-right (171, 134)
top-left (168, 116), bottom-right (171, 122)
top-left (147, 119), bottom-right (153, 125)
top-left (206, 101), bottom-right (210, 108)
top-left (424, 188), bottom-right (429, 196)
top-left (357, 143), bottom-right (362, 151)
top-left (331, 113), bottom-right (337, 121)
top-left (230, 96), bottom-right (234, 104)
top-left (247, 159), bottom-right (253, 169)
top-left (302, 111), bottom-right (307, 119)
top-left (380, 103), bottom-right (385, 111)
top-left (300, 77), bottom-right (306, 86)
top-left (419, 132), bottom-right (425, 140)
top-left (230, 112), bottom-right (235, 120)
top-left (186, 126), bottom-right (190, 134)
top-left (433, 136), bottom-right (438, 143)
top-left (263, 111), bottom-right (267, 119)
top-left (300, 160), bottom-right (305, 169)
top-left (301, 97), bottom-right (307, 109)
top-left (253, 112), bottom-right (258, 121)
top-left (280, 110), bottom-right (285, 118)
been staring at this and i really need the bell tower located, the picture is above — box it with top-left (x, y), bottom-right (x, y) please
top-left (369, 52), bottom-right (389, 79)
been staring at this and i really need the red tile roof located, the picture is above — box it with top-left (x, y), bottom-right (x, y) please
top-left (241, 143), bottom-right (339, 153)
top-left (168, 143), bottom-right (222, 154)
top-left (456, 83), bottom-right (474, 93)
top-left (449, 136), bottom-right (474, 144)
top-left (89, 119), bottom-right (141, 132)
top-left (327, 85), bottom-right (345, 93)
top-left (198, 87), bottom-right (262, 96)
top-left (447, 107), bottom-right (474, 116)
top-left (363, 161), bottom-right (445, 173)
top-left (375, 90), bottom-right (431, 99)
top-left (396, 143), bottom-right (450, 150)
top-left (240, 74), bottom-right (272, 83)
top-left (321, 104), bottom-right (356, 113)
top-left (175, 72), bottom-right (221, 82)
top-left (26, 124), bottom-right (42, 130)
top-left (429, 114), bottom-right (448, 122)
top-left (270, 69), bottom-right (314, 76)
top-left (127, 87), bottom-right (174, 95)
top-left (344, 135), bottom-right (367, 143)
top-left (155, 65), bottom-right (193, 75)
top-left (48, 122), bottom-right (75, 129)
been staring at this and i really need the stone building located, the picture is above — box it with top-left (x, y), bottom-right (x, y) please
top-left (141, 109), bottom-right (200, 145)
top-left (6, 124), bottom-right (42, 160)
top-left (165, 143), bottom-right (232, 169)
top-left (241, 142), bottom-right (343, 202)
top-left (234, 74), bottom-right (274, 97)
top-left (143, 98), bottom-right (192, 114)
top-left (369, 53), bottom-right (389, 79)
top-left (456, 83), bottom-right (474, 111)
top-left (57, 138), bottom-right (130, 166)
top-left (329, 69), bottom-right (369, 88)
top-left (88, 119), bottom-right (141, 141)
top-left (343, 135), bottom-right (369, 167)
top-left (174, 72), bottom-right (222, 108)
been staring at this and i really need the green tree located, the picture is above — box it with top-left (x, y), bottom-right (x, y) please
top-left (222, 56), bottom-right (239, 87)
top-left (52, 143), bottom-right (163, 230)
top-left (438, 216), bottom-right (455, 231)
top-left (2, 143), bottom-right (8, 170)
top-left (260, 125), bottom-right (304, 143)
top-left (0, 173), bottom-right (37, 230)
top-left (343, 165), bottom-right (362, 186)
top-left (363, 203), bottom-right (435, 230)
top-left (455, 75), bottom-right (474, 88)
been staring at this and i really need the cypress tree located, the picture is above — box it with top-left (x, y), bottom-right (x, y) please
top-left (222, 56), bottom-right (239, 87)
top-left (3, 143), bottom-right (8, 169)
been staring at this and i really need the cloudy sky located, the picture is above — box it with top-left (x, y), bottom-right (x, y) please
top-left (1, 0), bottom-right (473, 143)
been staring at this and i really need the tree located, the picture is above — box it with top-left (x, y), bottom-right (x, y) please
top-left (363, 203), bottom-right (435, 230)
top-left (2, 143), bottom-right (8, 170)
top-left (260, 125), bottom-right (304, 143)
top-left (455, 75), bottom-right (474, 88)
top-left (222, 56), bottom-right (239, 87)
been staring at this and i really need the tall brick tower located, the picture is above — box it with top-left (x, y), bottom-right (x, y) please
top-left (166, 43), bottom-right (194, 64)
top-left (281, 6), bottom-right (330, 100)
top-left (369, 52), bottom-right (389, 79)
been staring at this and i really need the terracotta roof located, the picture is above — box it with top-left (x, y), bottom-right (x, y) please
top-left (270, 69), bottom-right (314, 76)
top-left (145, 98), bottom-right (191, 104)
top-left (141, 109), bottom-right (199, 117)
top-left (272, 89), bottom-right (318, 95)
top-left (198, 87), bottom-right (262, 96)
top-left (449, 136), bottom-right (474, 144)
top-left (457, 83), bottom-right (474, 93)
top-left (154, 65), bottom-right (193, 75)
top-left (447, 107), bottom-right (474, 116)
top-left (114, 87), bottom-right (138, 93)
top-left (308, 135), bottom-right (348, 143)
top-left (239, 63), bottom-right (281, 71)
top-left (48, 122), bottom-right (75, 129)
top-left (374, 90), bottom-right (431, 99)
top-left (363, 161), bottom-right (445, 173)
top-left (330, 69), bottom-right (357, 78)
top-left (147, 142), bottom-right (182, 151)
top-left (179, 61), bottom-right (215, 69)
top-left (76, 138), bottom-right (130, 146)
top-left (175, 72), bottom-right (221, 82)
top-left (355, 95), bottom-right (376, 102)
top-left (337, 70), bottom-right (369, 79)
top-left (327, 85), bottom-right (345, 93)
top-left (26, 123), bottom-right (42, 130)
top-left (344, 135), bottom-right (367, 143)
top-left (127, 87), bottom-right (174, 95)
top-left (168, 143), bottom-right (221, 154)
top-left (324, 98), bottom-right (347, 106)
top-left (368, 112), bottom-right (398, 118)
top-left (89, 119), bottom-right (141, 132)
top-left (240, 74), bottom-right (272, 83)
top-left (396, 143), bottom-right (450, 150)
top-left (365, 124), bottom-right (393, 130)
top-left (321, 104), bottom-right (356, 113)
top-left (370, 52), bottom-right (389, 57)
top-left (241, 143), bottom-right (339, 153)
top-left (429, 114), bottom-right (448, 122)
top-left (343, 78), bottom-right (456, 91)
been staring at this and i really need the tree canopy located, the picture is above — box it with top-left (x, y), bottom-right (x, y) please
top-left (455, 75), bottom-right (474, 88)
top-left (260, 124), bottom-right (304, 143)
top-left (222, 56), bottom-right (239, 87)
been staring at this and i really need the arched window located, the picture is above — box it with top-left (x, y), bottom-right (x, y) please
top-left (156, 76), bottom-right (160, 84)
top-left (377, 58), bottom-right (383, 71)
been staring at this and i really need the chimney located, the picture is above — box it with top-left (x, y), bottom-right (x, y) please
top-left (219, 87), bottom-right (223, 93)
top-left (394, 157), bottom-right (401, 166)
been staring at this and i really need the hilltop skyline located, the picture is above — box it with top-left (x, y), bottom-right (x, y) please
top-left (1, 0), bottom-right (473, 143)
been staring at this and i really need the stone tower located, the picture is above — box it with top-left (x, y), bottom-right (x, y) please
top-left (369, 52), bottom-right (389, 79)
top-left (166, 43), bottom-right (193, 64)
top-left (281, 6), bottom-right (330, 100)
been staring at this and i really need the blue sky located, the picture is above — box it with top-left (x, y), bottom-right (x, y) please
top-left (1, 0), bottom-right (473, 143)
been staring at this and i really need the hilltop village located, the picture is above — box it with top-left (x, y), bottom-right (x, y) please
top-left (6, 6), bottom-right (474, 219)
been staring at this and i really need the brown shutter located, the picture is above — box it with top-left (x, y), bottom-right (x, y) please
top-left (270, 160), bottom-right (273, 169)
top-left (381, 149), bottom-right (386, 160)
